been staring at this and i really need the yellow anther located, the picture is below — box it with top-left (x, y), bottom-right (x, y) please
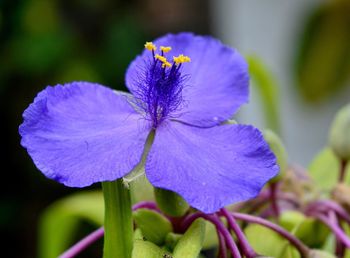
top-left (144, 42), bottom-right (156, 51)
top-left (173, 54), bottom-right (191, 65)
top-left (162, 61), bottom-right (172, 68)
top-left (160, 46), bottom-right (172, 53)
top-left (155, 54), bottom-right (167, 63)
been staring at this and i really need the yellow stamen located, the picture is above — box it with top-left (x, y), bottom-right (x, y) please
top-left (144, 42), bottom-right (156, 51)
top-left (162, 61), bottom-right (172, 68)
top-left (173, 54), bottom-right (191, 65)
top-left (155, 54), bottom-right (167, 63)
top-left (160, 46), bottom-right (172, 53)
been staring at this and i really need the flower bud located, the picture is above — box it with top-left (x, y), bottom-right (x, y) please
top-left (263, 129), bottom-right (288, 181)
top-left (329, 104), bottom-right (350, 161)
top-left (133, 208), bottom-right (173, 245)
top-left (172, 218), bottom-right (206, 258)
top-left (154, 188), bottom-right (190, 217)
top-left (132, 240), bottom-right (172, 258)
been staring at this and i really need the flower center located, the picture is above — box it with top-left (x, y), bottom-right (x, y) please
top-left (133, 42), bottom-right (191, 128)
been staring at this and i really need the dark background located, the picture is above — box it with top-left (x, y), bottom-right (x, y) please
top-left (0, 0), bottom-right (209, 257)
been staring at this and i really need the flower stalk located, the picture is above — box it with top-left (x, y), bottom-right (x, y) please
top-left (102, 179), bottom-right (133, 258)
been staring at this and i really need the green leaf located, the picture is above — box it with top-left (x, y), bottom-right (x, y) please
top-left (132, 240), bottom-right (172, 258)
top-left (173, 218), bottom-right (206, 258)
top-left (133, 208), bottom-right (173, 245)
top-left (295, 1), bottom-right (350, 102)
top-left (245, 224), bottom-right (300, 258)
top-left (246, 55), bottom-right (281, 133)
top-left (309, 147), bottom-right (350, 192)
top-left (38, 191), bottom-right (104, 258)
top-left (279, 211), bottom-right (329, 247)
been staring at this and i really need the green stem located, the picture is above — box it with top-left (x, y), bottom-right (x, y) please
top-left (102, 179), bottom-right (133, 258)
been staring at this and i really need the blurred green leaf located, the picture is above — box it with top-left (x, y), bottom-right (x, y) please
top-left (56, 59), bottom-right (101, 83)
top-left (38, 191), bottom-right (103, 258)
top-left (295, 1), bottom-right (350, 102)
top-left (247, 55), bottom-right (281, 133)
top-left (309, 148), bottom-right (350, 192)
top-left (245, 224), bottom-right (300, 258)
top-left (279, 211), bottom-right (329, 247)
top-left (22, 0), bottom-right (60, 34)
top-left (11, 32), bottom-right (72, 74)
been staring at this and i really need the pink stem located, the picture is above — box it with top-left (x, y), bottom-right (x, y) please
top-left (58, 227), bottom-right (104, 258)
top-left (220, 209), bottom-right (257, 258)
top-left (270, 182), bottom-right (280, 217)
top-left (311, 212), bottom-right (350, 249)
top-left (182, 213), bottom-right (242, 258)
top-left (231, 212), bottom-right (309, 258)
top-left (306, 200), bottom-right (350, 226)
top-left (132, 201), bottom-right (160, 212)
top-left (329, 211), bottom-right (345, 258)
top-left (217, 230), bottom-right (228, 258)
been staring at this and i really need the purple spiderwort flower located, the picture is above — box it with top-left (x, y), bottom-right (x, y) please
top-left (19, 33), bottom-right (278, 213)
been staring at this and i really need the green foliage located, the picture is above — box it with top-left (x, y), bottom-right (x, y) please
top-left (172, 218), bottom-right (206, 258)
top-left (245, 224), bottom-right (300, 258)
top-left (295, 1), bottom-right (350, 102)
top-left (247, 55), bottom-right (281, 133)
top-left (309, 148), bottom-right (350, 192)
top-left (133, 208), bottom-right (173, 245)
top-left (38, 191), bottom-right (104, 258)
top-left (279, 211), bottom-right (329, 247)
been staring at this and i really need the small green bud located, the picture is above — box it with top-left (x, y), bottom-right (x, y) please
top-left (263, 129), bottom-right (288, 181)
top-left (154, 188), bottom-right (189, 217)
top-left (165, 232), bottom-right (183, 250)
top-left (329, 104), bottom-right (350, 161)
top-left (172, 218), bottom-right (206, 258)
top-left (133, 208), bottom-right (173, 245)
top-left (308, 249), bottom-right (336, 258)
top-left (132, 240), bottom-right (173, 258)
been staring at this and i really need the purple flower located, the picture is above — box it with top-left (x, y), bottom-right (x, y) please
top-left (19, 33), bottom-right (278, 213)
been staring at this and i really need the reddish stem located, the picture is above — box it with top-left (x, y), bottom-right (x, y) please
top-left (329, 211), bottom-right (345, 258)
top-left (217, 230), bottom-right (228, 258)
top-left (220, 208), bottom-right (257, 258)
top-left (231, 212), bottom-right (309, 258)
top-left (339, 159), bottom-right (348, 183)
top-left (311, 212), bottom-right (350, 248)
top-left (306, 200), bottom-right (350, 225)
top-left (270, 182), bottom-right (280, 217)
top-left (182, 213), bottom-right (242, 258)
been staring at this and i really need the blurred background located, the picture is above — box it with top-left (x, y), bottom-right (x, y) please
top-left (0, 0), bottom-right (349, 257)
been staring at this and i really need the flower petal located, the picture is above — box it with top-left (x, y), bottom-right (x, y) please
top-left (126, 32), bottom-right (249, 127)
top-left (145, 122), bottom-right (278, 213)
top-left (19, 82), bottom-right (151, 187)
